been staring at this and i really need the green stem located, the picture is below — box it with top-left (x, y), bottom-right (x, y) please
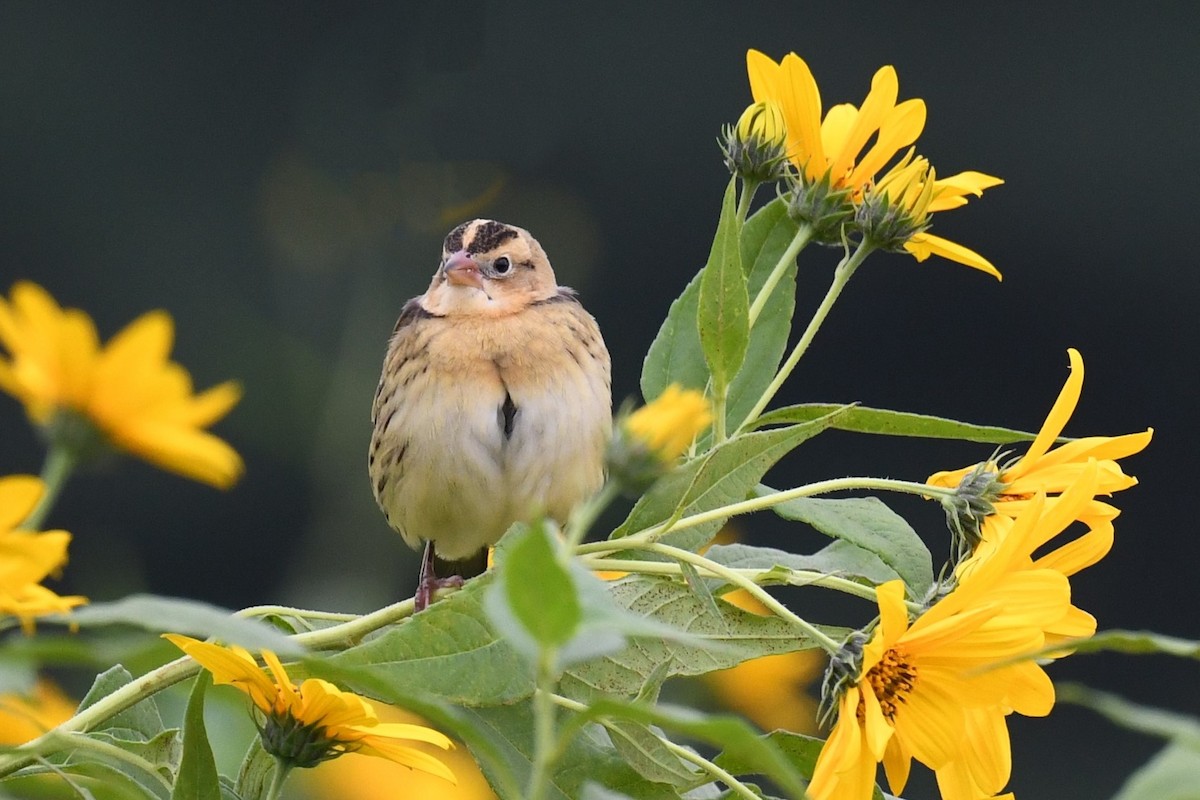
top-left (578, 476), bottom-right (954, 548)
top-left (738, 237), bottom-right (877, 434)
top-left (21, 444), bottom-right (78, 530)
top-left (264, 759), bottom-right (291, 800)
top-left (527, 647), bottom-right (560, 800)
top-left (563, 481), bottom-right (620, 551)
top-left (747, 223), bottom-right (813, 328)
top-left (586, 540), bottom-right (841, 653)
top-left (736, 178), bottom-right (759, 226)
top-left (711, 384), bottom-right (728, 444)
top-left (549, 693), bottom-right (761, 800)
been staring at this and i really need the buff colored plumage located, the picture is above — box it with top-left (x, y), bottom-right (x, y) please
top-left (369, 220), bottom-right (611, 609)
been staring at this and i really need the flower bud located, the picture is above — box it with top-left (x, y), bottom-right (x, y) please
top-left (607, 385), bottom-right (713, 493)
top-left (721, 101), bottom-right (790, 183)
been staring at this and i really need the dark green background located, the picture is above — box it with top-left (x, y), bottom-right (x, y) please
top-left (1, 3), bottom-right (1195, 797)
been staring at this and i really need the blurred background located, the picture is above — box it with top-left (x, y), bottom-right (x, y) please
top-left (1, 2), bottom-right (1196, 797)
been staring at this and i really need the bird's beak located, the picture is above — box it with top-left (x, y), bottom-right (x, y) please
top-left (443, 250), bottom-right (484, 290)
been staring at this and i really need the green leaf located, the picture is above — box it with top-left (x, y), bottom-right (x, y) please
top-left (697, 178), bottom-right (749, 395)
top-left (581, 700), bottom-right (807, 799)
top-left (562, 576), bottom-right (847, 702)
top-left (7, 760), bottom-right (154, 799)
top-left (1113, 743), bottom-right (1200, 800)
top-left (325, 575), bottom-right (534, 706)
top-left (705, 541), bottom-right (901, 587)
top-left (611, 411), bottom-right (847, 554)
top-left (78, 665), bottom-right (166, 742)
top-left (494, 523), bottom-right (582, 649)
top-left (604, 719), bottom-right (703, 787)
top-left (726, 196), bottom-right (799, 431)
top-left (640, 196), bottom-right (799, 435)
top-left (172, 674), bottom-right (221, 800)
top-left (1057, 683), bottom-right (1200, 748)
top-left (755, 403), bottom-right (1045, 444)
top-left (761, 490), bottom-right (933, 597)
top-left (61, 595), bottom-right (303, 656)
top-left (234, 739), bottom-right (275, 800)
top-left (1045, 629), bottom-right (1200, 660)
top-left (462, 701), bottom-right (682, 800)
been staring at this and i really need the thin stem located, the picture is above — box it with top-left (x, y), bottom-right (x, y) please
top-left (264, 759), bottom-right (290, 800)
top-left (711, 384), bottom-right (728, 444)
top-left (736, 178), bottom-right (759, 226)
top-left (563, 481), bottom-right (620, 551)
top-left (576, 476), bottom-right (954, 549)
top-left (236, 605), bottom-right (359, 624)
top-left (586, 540), bottom-right (841, 653)
top-left (738, 237), bottom-right (877, 434)
top-left (527, 647), bottom-right (560, 800)
top-left (747, 223), bottom-right (814, 328)
top-left (549, 693), bottom-right (761, 800)
top-left (577, 556), bottom-right (885, 605)
top-left (21, 444), bottom-right (77, 530)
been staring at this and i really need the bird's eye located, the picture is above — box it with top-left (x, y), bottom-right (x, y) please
top-left (493, 256), bottom-right (512, 275)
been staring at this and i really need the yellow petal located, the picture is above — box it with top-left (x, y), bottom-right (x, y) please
top-left (827, 65), bottom-right (899, 185)
top-left (162, 635), bottom-right (277, 711)
top-left (820, 104), bottom-right (858, 164)
top-left (174, 381), bottom-right (243, 428)
top-left (928, 171), bottom-right (1004, 212)
top-left (745, 49), bottom-right (779, 106)
top-left (111, 421), bottom-right (244, 489)
top-left (776, 52), bottom-right (825, 179)
top-left (904, 233), bottom-right (1001, 279)
top-left (0, 476), bottom-right (45, 531)
top-left (355, 735), bottom-right (459, 783)
top-left (847, 98), bottom-right (926, 190)
top-left (0, 530), bottom-right (71, 589)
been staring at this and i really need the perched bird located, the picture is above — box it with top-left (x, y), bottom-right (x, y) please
top-left (370, 219), bottom-right (612, 610)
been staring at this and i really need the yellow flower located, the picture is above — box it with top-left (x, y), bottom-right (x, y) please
top-left (163, 634), bottom-right (456, 781)
top-left (810, 500), bottom-right (1073, 800)
top-left (858, 150), bottom-right (1004, 278)
top-left (625, 385), bottom-right (713, 463)
top-left (930, 348), bottom-right (1152, 537)
top-left (0, 475), bottom-right (86, 632)
top-left (746, 50), bottom-right (926, 196)
top-left (299, 705), bottom-right (498, 800)
top-left (0, 281), bottom-right (243, 488)
top-left (704, 590), bottom-right (821, 734)
top-left (0, 678), bottom-right (76, 745)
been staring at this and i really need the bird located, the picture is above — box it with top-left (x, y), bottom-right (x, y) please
top-left (370, 219), bottom-right (612, 611)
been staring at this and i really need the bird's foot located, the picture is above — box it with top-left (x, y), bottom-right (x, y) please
top-left (414, 573), bottom-right (464, 612)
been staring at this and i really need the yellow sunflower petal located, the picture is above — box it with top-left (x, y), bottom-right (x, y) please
top-left (827, 65), bottom-right (898, 184)
top-left (904, 233), bottom-right (1001, 279)
top-left (163, 635), bottom-right (277, 711)
top-left (111, 421), bottom-right (244, 489)
top-left (355, 735), bottom-right (458, 783)
top-left (776, 52), bottom-right (825, 179)
top-left (847, 98), bottom-right (926, 191)
top-left (1007, 348), bottom-right (1083, 478)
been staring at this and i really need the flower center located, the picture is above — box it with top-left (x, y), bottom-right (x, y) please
top-left (864, 647), bottom-right (918, 721)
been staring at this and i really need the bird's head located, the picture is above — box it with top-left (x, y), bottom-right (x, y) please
top-left (423, 220), bottom-right (558, 316)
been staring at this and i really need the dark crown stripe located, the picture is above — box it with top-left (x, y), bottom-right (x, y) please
top-left (468, 220), bottom-right (519, 254)
top-left (443, 221), bottom-right (470, 254)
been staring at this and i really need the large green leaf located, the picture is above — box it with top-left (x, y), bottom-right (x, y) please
top-left (172, 675), bottom-right (221, 800)
top-left (604, 719), bottom-right (702, 788)
top-left (641, 196), bottom-right (799, 435)
top-left (726, 196), bottom-right (799, 431)
top-left (326, 576), bottom-right (534, 706)
top-left (562, 576), bottom-right (847, 702)
top-left (697, 178), bottom-right (749, 396)
top-left (760, 490), bottom-right (933, 597)
top-left (755, 403), bottom-right (1046, 444)
top-left (611, 411), bottom-right (846, 554)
